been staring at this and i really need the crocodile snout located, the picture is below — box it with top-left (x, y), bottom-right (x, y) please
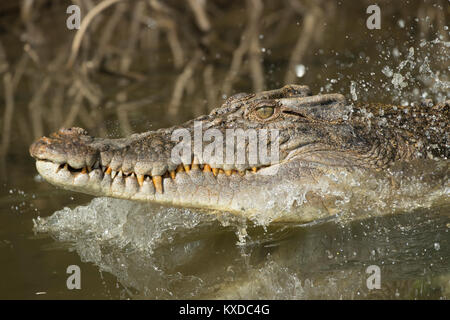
top-left (29, 127), bottom-right (98, 169)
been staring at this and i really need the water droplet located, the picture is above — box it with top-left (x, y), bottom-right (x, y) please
top-left (295, 64), bottom-right (305, 78)
top-left (392, 48), bottom-right (400, 57)
top-left (382, 66), bottom-right (393, 77)
top-left (350, 81), bottom-right (357, 101)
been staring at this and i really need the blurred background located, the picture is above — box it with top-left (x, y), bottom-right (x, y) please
top-left (0, 0), bottom-right (448, 299)
top-left (0, 0), bottom-right (448, 163)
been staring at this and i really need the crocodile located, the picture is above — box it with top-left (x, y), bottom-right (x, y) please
top-left (29, 85), bottom-right (449, 223)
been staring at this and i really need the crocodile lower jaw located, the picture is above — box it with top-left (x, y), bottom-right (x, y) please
top-left (35, 159), bottom-right (278, 211)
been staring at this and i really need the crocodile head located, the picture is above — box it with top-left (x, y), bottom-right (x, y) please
top-left (31, 85), bottom-right (441, 222)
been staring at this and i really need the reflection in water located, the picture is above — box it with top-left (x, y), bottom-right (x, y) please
top-left (34, 198), bottom-right (450, 299)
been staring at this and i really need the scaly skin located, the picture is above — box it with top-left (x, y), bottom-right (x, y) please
top-left (29, 85), bottom-right (449, 223)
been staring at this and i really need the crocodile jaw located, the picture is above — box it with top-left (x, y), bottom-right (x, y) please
top-left (35, 158), bottom-right (291, 216)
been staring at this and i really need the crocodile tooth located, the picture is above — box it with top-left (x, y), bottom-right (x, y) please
top-left (81, 167), bottom-right (87, 174)
top-left (176, 165), bottom-right (184, 172)
top-left (111, 170), bottom-right (117, 179)
top-left (137, 174), bottom-right (144, 187)
top-left (192, 157), bottom-right (200, 170)
top-left (125, 174), bottom-right (138, 195)
top-left (184, 164), bottom-right (191, 173)
top-left (252, 167), bottom-right (257, 173)
top-left (64, 164), bottom-right (68, 170)
top-left (56, 164), bottom-right (64, 173)
top-left (74, 170), bottom-right (88, 186)
top-left (238, 170), bottom-right (245, 176)
top-left (219, 169), bottom-right (225, 174)
top-left (169, 171), bottom-right (176, 179)
top-left (224, 169), bottom-right (232, 176)
top-left (203, 164), bottom-right (211, 172)
top-left (105, 166), bottom-right (112, 175)
top-left (87, 166), bottom-right (92, 172)
top-left (152, 176), bottom-right (163, 194)
top-left (141, 176), bottom-right (155, 194)
top-left (111, 171), bottom-right (124, 193)
top-left (212, 168), bottom-right (218, 176)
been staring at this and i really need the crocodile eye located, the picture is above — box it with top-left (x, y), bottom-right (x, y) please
top-left (255, 106), bottom-right (275, 119)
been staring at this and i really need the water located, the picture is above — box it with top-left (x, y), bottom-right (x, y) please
top-left (32, 198), bottom-right (450, 299)
top-left (0, 0), bottom-right (448, 299)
